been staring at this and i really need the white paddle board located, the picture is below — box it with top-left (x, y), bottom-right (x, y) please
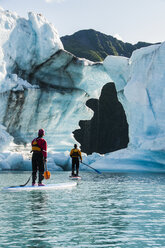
top-left (3, 182), bottom-right (77, 192)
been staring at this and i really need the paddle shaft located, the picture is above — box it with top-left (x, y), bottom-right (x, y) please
top-left (9, 174), bottom-right (32, 188)
top-left (10, 159), bottom-right (48, 188)
top-left (45, 160), bottom-right (47, 171)
top-left (20, 174), bottom-right (32, 187)
top-left (81, 162), bottom-right (101, 174)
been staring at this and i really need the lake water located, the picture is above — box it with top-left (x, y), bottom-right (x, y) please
top-left (0, 171), bottom-right (165, 247)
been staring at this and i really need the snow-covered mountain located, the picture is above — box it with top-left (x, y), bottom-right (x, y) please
top-left (0, 7), bottom-right (165, 172)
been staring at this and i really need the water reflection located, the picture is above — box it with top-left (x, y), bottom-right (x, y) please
top-left (26, 191), bottom-right (53, 248)
top-left (29, 191), bottom-right (48, 212)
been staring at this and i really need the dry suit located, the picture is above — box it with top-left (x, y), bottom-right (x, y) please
top-left (70, 148), bottom-right (82, 176)
top-left (31, 137), bottom-right (47, 184)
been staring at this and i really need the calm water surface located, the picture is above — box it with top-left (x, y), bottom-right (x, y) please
top-left (0, 171), bottom-right (165, 247)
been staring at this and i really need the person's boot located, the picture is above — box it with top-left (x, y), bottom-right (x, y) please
top-left (38, 182), bottom-right (45, 186)
top-left (38, 172), bottom-right (45, 186)
top-left (76, 170), bottom-right (79, 177)
top-left (32, 171), bottom-right (37, 186)
top-left (32, 182), bottom-right (38, 186)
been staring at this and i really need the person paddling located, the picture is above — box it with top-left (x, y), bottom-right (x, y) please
top-left (31, 129), bottom-right (47, 186)
top-left (70, 144), bottom-right (82, 177)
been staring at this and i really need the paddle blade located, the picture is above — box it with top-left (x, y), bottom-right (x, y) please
top-left (94, 169), bottom-right (102, 174)
top-left (44, 170), bottom-right (51, 179)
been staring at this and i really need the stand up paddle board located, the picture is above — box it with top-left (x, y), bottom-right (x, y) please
top-left (69, 176), bottom-right (81, 180)
top-left (2, 182), bottom-right (77, 192)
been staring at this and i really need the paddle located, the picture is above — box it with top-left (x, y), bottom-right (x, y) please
top-left (44, 161), bottom-right (51, 179)
top-left (81, 161), bottom-right (101, 174)
top-left (9, 174), bottom-right (32, 188)
top-left (9, 160), bottom-right (50, 188)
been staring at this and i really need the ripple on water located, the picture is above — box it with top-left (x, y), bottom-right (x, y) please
top-left (0, 171), bottom-right (165, 247)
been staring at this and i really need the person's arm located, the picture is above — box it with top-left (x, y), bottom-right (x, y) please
top-left (42, 140), bottom-right (47, 161)
top-left (70, 149), bottom-right (73, 157)
top-left (78, 150), bottom-right (82, 162)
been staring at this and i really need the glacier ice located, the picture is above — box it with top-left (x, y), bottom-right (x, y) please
top-left (104, 43), bottom-right (165, 151)
top-left (0, 7), bottom-right (165, 172)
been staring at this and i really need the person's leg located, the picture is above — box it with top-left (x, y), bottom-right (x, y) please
top-left (72, 158), bottom-right (76, 176)
top-left (76, 159), bottom-right (79, 176)
top-left (32, 154), bottom-right (37, 184)
top-left (38, 154), bottom-right (45, 184)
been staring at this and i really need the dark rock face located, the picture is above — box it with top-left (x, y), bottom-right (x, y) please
top-left (61, 29), bottom-right (155, 62)
top-left (73, 83), bottom-right (129, 154)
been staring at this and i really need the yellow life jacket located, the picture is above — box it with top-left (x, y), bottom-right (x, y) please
top-left (70, 148), bottom-right (82, 159)
top-left (72, 149), bottom-right (79, 157)
top-left (32, 139), bottom-right (41, 152)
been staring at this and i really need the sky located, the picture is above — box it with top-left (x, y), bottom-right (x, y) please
top-left (0, 0), bottom-right (164, 44)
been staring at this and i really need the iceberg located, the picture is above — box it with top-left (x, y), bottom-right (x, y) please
top-left (0, 7), bottom-right (111, 147)
top-left (100, 43), bottom-right (165, 171)
top-left (0, 7), bottom-right (165, 172)
top-left (104, 43), bottom-right (165, 151)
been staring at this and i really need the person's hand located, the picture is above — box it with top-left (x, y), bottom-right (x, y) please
top-left (44, 158), bottom-right (47, 163)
